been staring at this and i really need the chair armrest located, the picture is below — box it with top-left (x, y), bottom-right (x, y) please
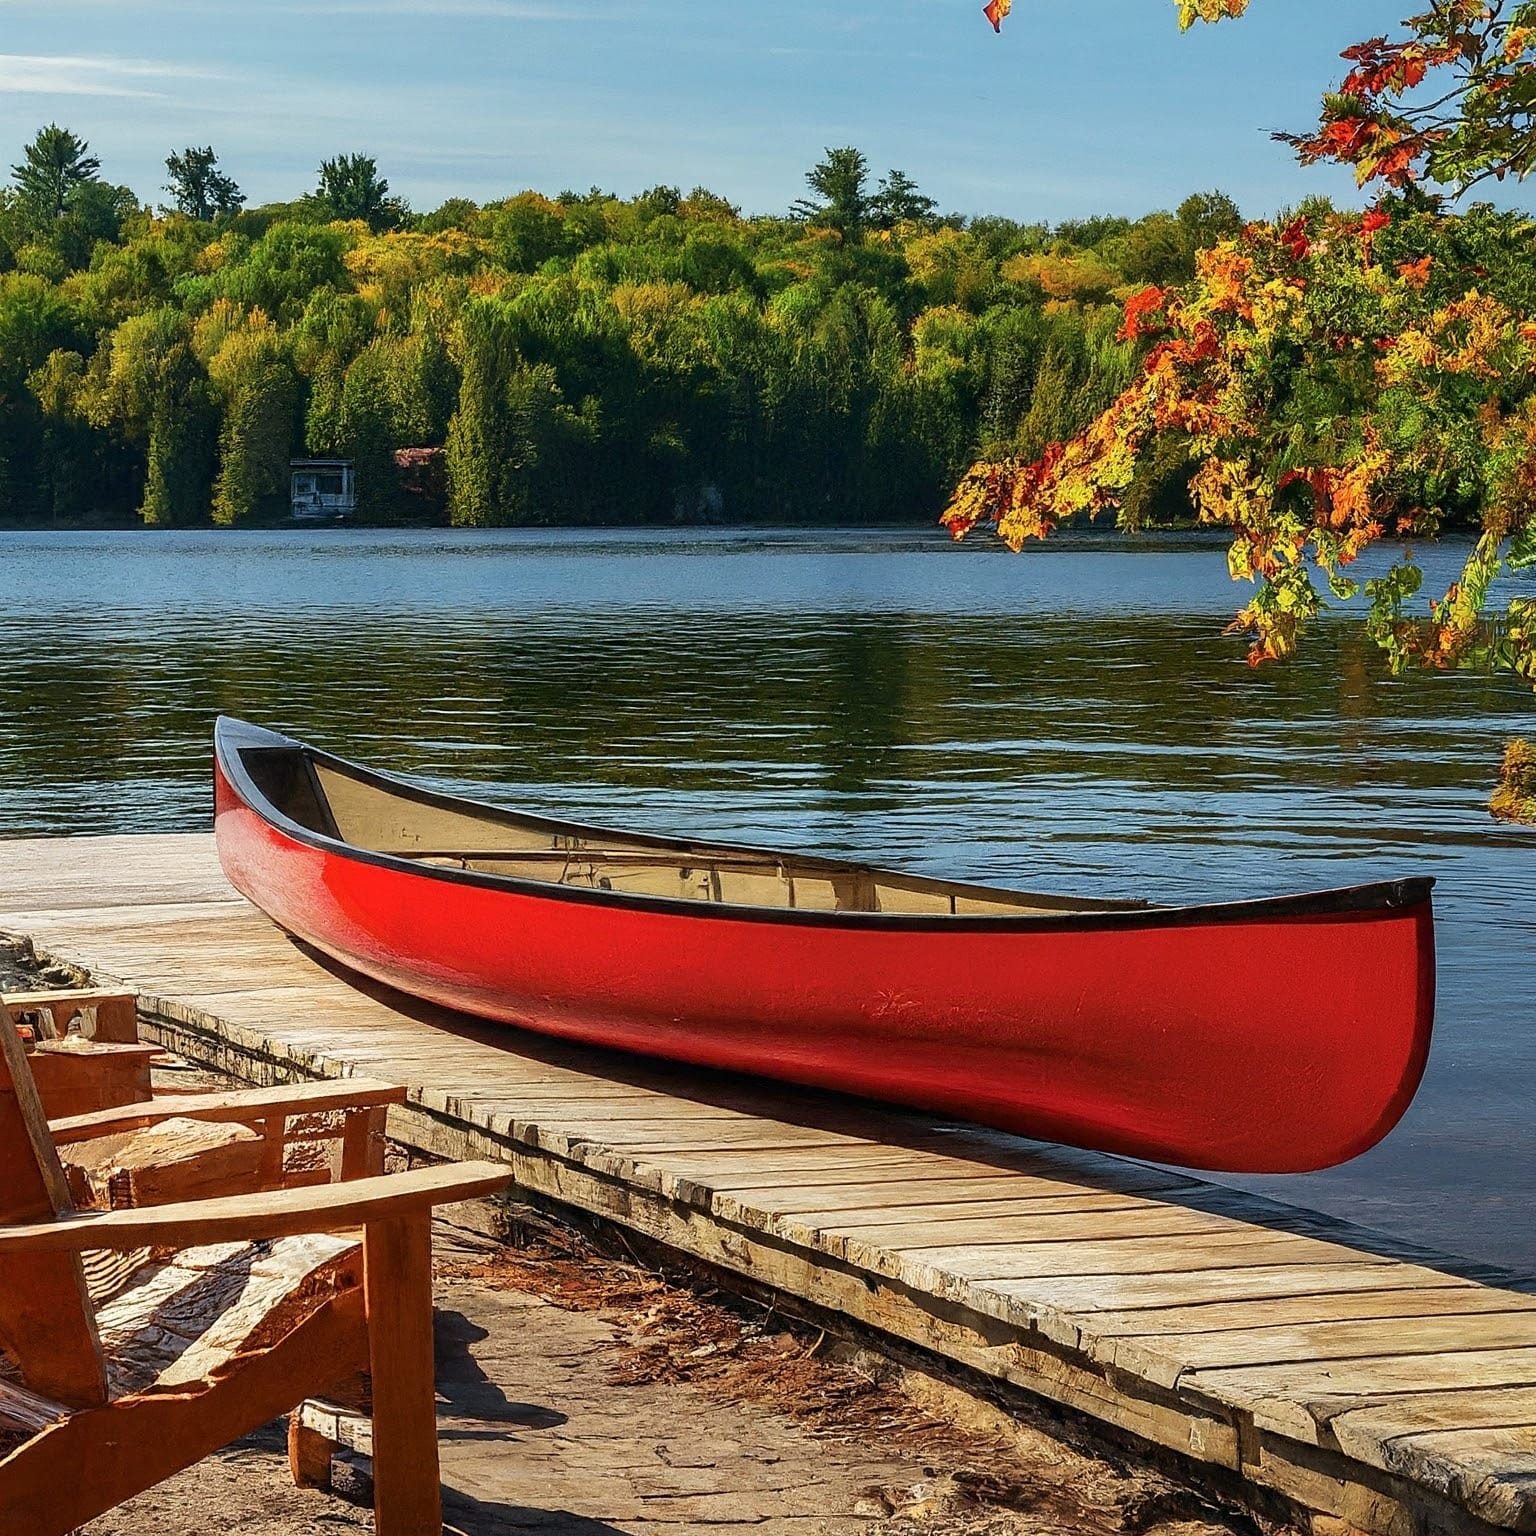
top-left (0, 1161), bottom-right (513, 1256)
top-left (50, 1077), bottom-right (408, 1146)
top-left (4, 988), bottom-right (139, 1043)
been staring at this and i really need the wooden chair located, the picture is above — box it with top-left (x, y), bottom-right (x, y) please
top-left (0, 1004), bottom-right (512, 1535)
top-left (4, 988), bottom-right (156, 1120)
top-left (3, 985), bottom-right (407, 1207)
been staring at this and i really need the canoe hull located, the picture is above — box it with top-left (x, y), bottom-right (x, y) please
top-left (213, 737), bottom-right (1435, 1174)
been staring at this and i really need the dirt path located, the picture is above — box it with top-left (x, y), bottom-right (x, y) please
top-left (80, 1210), bottom-right (1267, 1536)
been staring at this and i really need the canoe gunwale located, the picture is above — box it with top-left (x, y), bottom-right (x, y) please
top-left (213, 716), bottom-right (1436, 936)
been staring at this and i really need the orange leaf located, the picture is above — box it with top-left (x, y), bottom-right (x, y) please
top-left (1119, 285), bottom-right (1168, 341)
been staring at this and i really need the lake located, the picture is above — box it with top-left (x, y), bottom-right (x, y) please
top-left (3, 525), bottom-right (1533, 1273)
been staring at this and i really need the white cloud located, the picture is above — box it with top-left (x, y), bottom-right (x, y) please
top-left (0, 53), bottom-right (223, 97)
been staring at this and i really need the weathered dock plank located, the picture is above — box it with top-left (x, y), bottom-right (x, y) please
top-left (4, 831), bottom-right (1535, 1536)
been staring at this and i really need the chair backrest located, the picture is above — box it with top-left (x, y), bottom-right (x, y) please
top-left (0, 1005), bottom-right (107, 1408)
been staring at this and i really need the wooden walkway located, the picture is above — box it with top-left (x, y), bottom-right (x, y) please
top-left (3, 833), bottom-right (1535, 1536)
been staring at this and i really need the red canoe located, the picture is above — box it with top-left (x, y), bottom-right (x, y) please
top-left (213, 716), bottom-right (1435, 1174)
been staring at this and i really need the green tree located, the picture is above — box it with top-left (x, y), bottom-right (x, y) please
top-left (47, 182), bottom-right (140, 272)
top-left (0, 274), bottom-right (84, 519)
top-left (164, 147), bottom-right (245, 221)
top-left (82, 307), bottom-right (217, 525)
top-left (1176, 190), bottom-right (1243, 262)
top-left (446, 298), bottom-right (519, 526)
top-left (338, 343), bottom-right (402, 521)
top-left (419, 197), bottom-right (480, 233)
top-left (791, 148), bottom-right (873, 243)
top-left (445, 296), bottom-right (576, 526)
top-left (486, 193), bottom-right (568, 271)
top-left (871, 169), bottom-right (938, 229)
top-left (205, 318), bottom-right (299, 525)
top-left (11, 125), bottom-right (101, 220)
top-left (313, 154), bottom-right (405, 231)
top-left (680, 187), bottom-right (740, 221)
top-left (1054, 214), bottom-right (1132, 249)
top-left (635, 185), bottom-right (682, 221)
top-left (26, 348), bottom-right (130, 522)
top-left (202, 221), bottom-right (352, 320)
top-left (1107, 212), bottom-right (1189, 286)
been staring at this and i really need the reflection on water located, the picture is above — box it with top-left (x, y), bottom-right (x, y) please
top-left (3, 527), bottom-right (1534, 1270)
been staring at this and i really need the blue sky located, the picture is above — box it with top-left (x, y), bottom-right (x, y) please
top-left (0, 1), bottom-right (1450, 223)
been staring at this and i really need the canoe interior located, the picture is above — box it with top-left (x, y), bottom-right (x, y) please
top-left (236, 743), bottom-right (1144, 919)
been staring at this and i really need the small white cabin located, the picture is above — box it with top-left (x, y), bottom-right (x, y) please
top-left (290, 460), bottom-right (357, 522)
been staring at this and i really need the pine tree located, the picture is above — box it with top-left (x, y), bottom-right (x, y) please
top-left (12, 125), bottom-right (101, 220)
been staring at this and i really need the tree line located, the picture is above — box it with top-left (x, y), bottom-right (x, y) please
top-left (0, 127), bottom-right (1246, 527)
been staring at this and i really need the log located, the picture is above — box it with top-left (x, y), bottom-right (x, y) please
top-left (66, 1118), bottom-right (265, 1210)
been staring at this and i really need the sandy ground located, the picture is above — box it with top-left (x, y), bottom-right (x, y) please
top-left (77, 1209), bottom-right (1273, 1536)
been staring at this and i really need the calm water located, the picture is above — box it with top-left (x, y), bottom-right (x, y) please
top-left (3, 526), bottom-right (1534, 1273)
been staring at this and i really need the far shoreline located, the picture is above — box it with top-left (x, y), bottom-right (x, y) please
top-left (0, 517), bottom-right (1473, 555)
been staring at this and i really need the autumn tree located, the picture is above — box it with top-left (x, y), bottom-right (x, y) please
top-left (1121, 3), bottom-right (1536, 196)
top-left (952, 0), bottom-right (1536, 687)
top-left (0, 110), bottom-right (1439, 541)
top-left (1272, 2), bottom-right (1536, 193)
top-left (984, 3), bottom-right (1536, 197)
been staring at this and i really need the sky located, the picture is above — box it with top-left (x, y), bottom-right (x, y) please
top-left (0, 1), bottom-right (1486, 225)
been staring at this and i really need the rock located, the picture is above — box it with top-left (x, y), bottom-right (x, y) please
top-left (0, 929), bottom-right (90, 992)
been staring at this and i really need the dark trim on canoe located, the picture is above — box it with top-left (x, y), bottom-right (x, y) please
top-left (214, 716), bottom-right (1436, 935)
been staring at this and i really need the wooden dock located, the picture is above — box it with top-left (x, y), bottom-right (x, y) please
top-left (3, 833), bottom-right (1535, 1536)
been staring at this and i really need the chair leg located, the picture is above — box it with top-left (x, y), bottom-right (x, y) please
top-left (364, 1214), bottom-right (441, 1536)
top-left (288, 1411), bottom-right (337, 1489)
top-left (341, 1105), bottom-right (389, 1180)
